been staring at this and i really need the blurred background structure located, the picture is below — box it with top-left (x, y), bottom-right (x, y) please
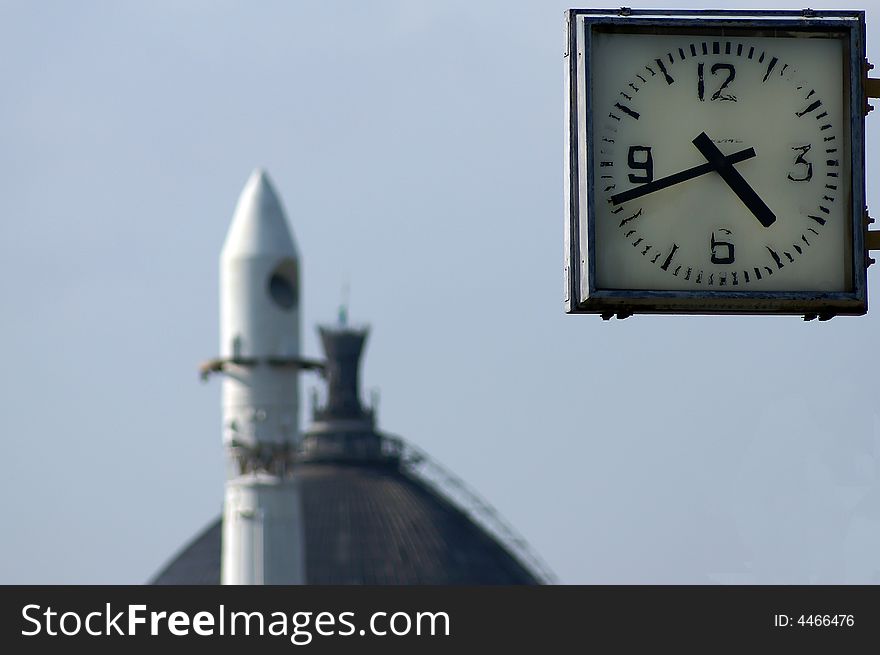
top-left (153, 171), bottom-right (550, 584)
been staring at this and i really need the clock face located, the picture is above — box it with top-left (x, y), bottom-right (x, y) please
top-left (590, 31), bottom-right (851, 292)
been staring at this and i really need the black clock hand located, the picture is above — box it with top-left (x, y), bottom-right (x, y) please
top-left (691, 132), bottom-right (776, 227)
top-left (610, 147), bottom-right (756, 206)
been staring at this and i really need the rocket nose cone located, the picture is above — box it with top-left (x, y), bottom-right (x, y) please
top-left (222, 169), bottom-right (298, 258)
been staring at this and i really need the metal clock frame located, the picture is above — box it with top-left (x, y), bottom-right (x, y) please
top-left (564, 9), bottom-right (868, 318)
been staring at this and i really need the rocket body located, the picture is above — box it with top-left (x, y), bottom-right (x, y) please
top-left (221, 475), bottom-right (305, 585)
top-left (220, 170), bottom-right (300, 452)
top-left (219, 169), bottom-right (305, 584)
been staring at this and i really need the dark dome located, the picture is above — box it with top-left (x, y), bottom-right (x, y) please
top-left (152, 460), bottom-right (540, 585)
top-left (153, 321), bottom-right (549, 585)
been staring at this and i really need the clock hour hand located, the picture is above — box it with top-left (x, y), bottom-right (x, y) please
top-left (610, 147), bottom-right (756, 206)
top-left (691, 132), bottom-right (776, 228)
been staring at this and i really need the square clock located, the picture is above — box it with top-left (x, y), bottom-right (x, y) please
top-left (564, 9), bottom-right (868, 317)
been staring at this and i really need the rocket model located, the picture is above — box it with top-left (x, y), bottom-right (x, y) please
top-left (212, 169), bottom-right (308, 584)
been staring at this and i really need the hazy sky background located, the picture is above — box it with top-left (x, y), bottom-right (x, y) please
top-left (2, 0), bottom-right (880, 584)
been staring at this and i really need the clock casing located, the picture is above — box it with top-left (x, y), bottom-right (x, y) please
top-left (564, 9), bottom-right (867, 316)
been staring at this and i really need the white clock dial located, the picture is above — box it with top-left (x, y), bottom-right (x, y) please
top-left (590, 32), bottom-right (850, 292)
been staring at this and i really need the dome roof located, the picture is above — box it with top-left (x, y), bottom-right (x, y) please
top-left (152, 460), bottom-right (540, 585)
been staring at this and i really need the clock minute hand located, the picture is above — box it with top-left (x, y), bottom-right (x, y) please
top-left (610, 147), bottom-right (756, 206)
top-left (691, 131), bottom-right (776, 228)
